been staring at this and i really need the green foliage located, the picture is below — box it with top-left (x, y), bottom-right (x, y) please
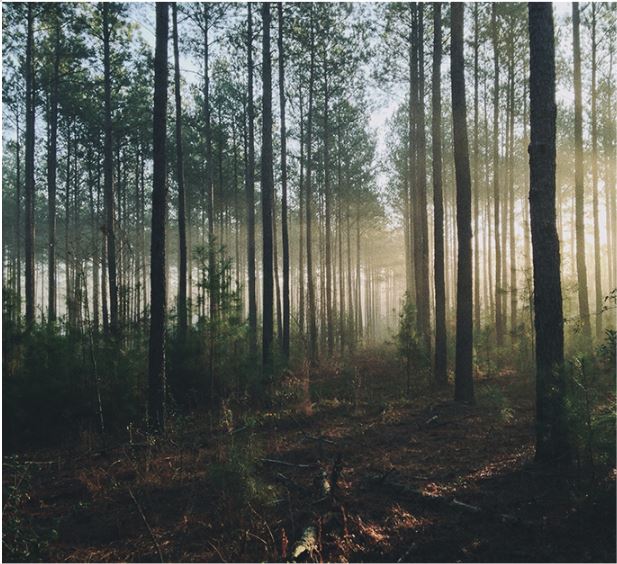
top-left (3, 322), bottom-right (146, 451)
top-left (563, 352), bottom-right (616, 471)
top-left (2, 457), bottom-right (58, 562)
top-left (208, 441), bottom-right (278, 513)
top-left (396, 293), bottom-right (430, 395)
top-left (477, 383), bottom-right (514, 423)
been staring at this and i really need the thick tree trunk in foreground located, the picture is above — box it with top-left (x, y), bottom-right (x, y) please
top-left (528, 2), bottom-right (568, 463)
top-left (572, 2), bottom-right (592, 340)
top-left (148, 2), bottom-right (169, 434)
top-left (432, 2), bottom-right (447, 387)
top-left (451, 2), bottom-right (474, 404)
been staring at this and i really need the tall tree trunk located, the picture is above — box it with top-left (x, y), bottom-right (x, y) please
top-left (246, 4), bottom-right (257, 359)
top-left (491, 4), bottom-right (503, 346)
top-left (323, 49), bottom-right (334, 357)
top-left (432, 2), bottom-right (447, 387)
top-left (261, 2), bottom-right (274, 375)
top-left (508, 56), bottom-right (517, 338)
top-left (416, 3), bottom-right (431, 356)
top-left (278, 3), bottom-right (290, 359)
top-left (298, 89), bottom-right (305, 335)
top-left (590, 4), bottom-right (602, 339)
top-left (528, 2), bottom-right (568, 463)
top-left (306, 7), bottom-right (318, 364)
top-left (25, 3), bottom-right (35, 327)
top-left (102, 3), bottom-right (119, 336)
top-left (14, 107), bottom-right (22, 315)
top-left (47, 8), bottom-right (60, 323)
top-left (472, 3), bottom-right (481, 336)
top-left (572, 2), bottom-right (592, 340)
top-left (451, 2), bottom-right (474, 404)
top-left (148, 2), bottom-right (169, 434)
top-left (173, 3), bottom-right (188, 338)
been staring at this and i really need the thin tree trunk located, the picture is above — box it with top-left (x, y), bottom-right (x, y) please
top-left (492, 4), bottom-right (503, 346)
top-left (432, 2), bottom-right (447, 387)
top-left (261, 2), bottom-right (274, 375)
top-left (25, 3), bottom-right (35, 327)
top-left (246, 4), bottom-right (257, 358)
top-left (572, 2), bottom-right (592, 340)
top-left (173, 3), bottom-right (188, 338)
top-left (590, 4), bottom-right (602, 339)
top-left (278, 3), bottom-right (290, 359)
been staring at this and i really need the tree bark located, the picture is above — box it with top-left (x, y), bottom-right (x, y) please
top-left (102, 2), bottom-right (119, 336)
top-left (451, 2), bottom-right (474, 404)
top-left (572, 2), bottom-right (592, 340)
top-left (246, 4), bottom-right (258, 359)
top-left (278, 2), bottom-right (290, 359)
top-left (528, 2), bottom-right (568, 463)
top-left (261, 2), bottom-right (274, 375)
top-left (432, 2), bottom-right (447, 387)
top-left (491, 4), bottom-right (503, 346)
top-left (148, 2), bottom-right (169, 434)
top-left (25, 3), bottom-right (35, 327)
top-left (173, 3), bottom-right (188, 338)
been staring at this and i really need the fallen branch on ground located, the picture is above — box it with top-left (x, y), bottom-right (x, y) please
top-left (260, 458), bottom-right (318, 469)
top-left (127, 486), bottom-right (164, 563)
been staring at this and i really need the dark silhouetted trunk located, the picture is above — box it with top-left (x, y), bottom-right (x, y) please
top-left (246, 4), bottom-right (257, 359)
top-left (148, 2), bottom-right (169, 434)
top-left (261, 2), bottom-right (274, 375)
top-left (278, 2), bottom-right (290, 359)
top-left (102, 3), bottom-right (119, 336)
top-left (432, 2), bottom-right (447, 386)
top-left (528, 2), bottom-right (568, 463)
top-left (25, 4), bottom-right (35, 327)
top-left (306, 7), bottom-right (318, 364)
top-left (47, 8), bottom-right (60, 323)
top-left (173, 3), bottom-right (188, 338)
top-left (451, 2), bottom-right (474, 404)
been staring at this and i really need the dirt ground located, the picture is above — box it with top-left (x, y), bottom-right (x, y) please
top-left (3, 352), bottom-right (616, 563)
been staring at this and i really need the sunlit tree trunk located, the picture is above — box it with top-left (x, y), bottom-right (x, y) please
top-left (491, 4), bottom-right (503, 346)
top-left (278, 3), bottom-right (290, 359)
top-left (246, 4), bottom-right (257, 358)
top-left (572, 2), bottom-right (592, 340)
top-left (590, 5), bottom-right (602, 339)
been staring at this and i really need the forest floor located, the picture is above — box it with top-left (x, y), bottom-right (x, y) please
top-left (3, 347), bottom-right (616, 563)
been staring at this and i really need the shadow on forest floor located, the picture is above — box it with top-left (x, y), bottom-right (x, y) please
top-left (3, 351), bottom-right (616, 562)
